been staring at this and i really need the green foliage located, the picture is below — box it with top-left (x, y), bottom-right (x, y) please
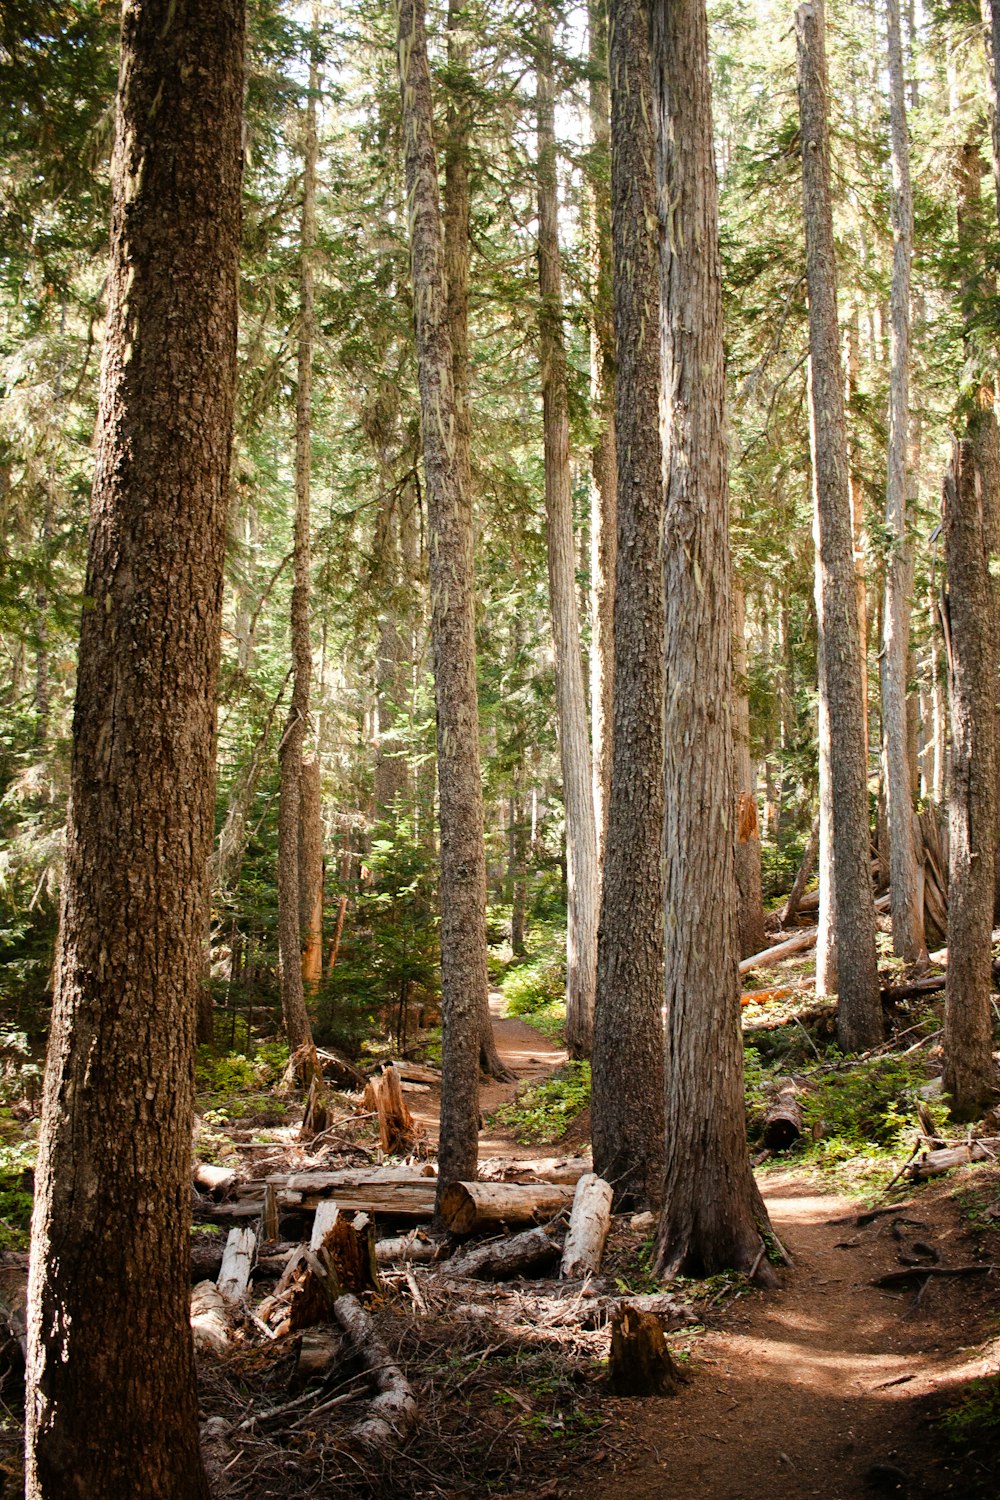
top-left (501, 955), bottom-right (565, 1017)
top-left (799, 1055), bottom-right (946, 1153)
top-left (493, 1062), bottom-right (590, 1145)
top-left (935, 1375), bottom-right (1000, 1498)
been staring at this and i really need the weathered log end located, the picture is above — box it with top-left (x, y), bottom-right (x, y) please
top-left (762, 1085), bottom-right (803, 1151)
top-left (607, 1303), bottom-right (680, 1397)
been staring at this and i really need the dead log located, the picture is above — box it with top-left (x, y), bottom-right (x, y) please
top-left (478, 1155), bottom-right (592, 1185)
top-left (779, 814), bottom-right (820, 926)
top-left (583, 1292), bottom-right (696, 1331)
top-left (908, 1139), bottom-right (1000, 1180)
top-left (374, 1230), bottom-right (438, 1264)
top-left (217, 1227), bottom-right (255, 1304)
top-left (193, 1162), bottom-right (237, 1198)
top-left (363, 1065), bottom-right (416, 1155)
top-left (443, 1224), bottom-right (562, 1280)
top-left (333, 1292), bottom-right (417, 1446)
top-left (739, 927), bottom-right (818, 977)
top-left (385, 1060), bottom-right (442, 1086)
top-left (191, 1282), bottom-right (233, 1356)
top-left (438, 1180), bottom-right (576, 1235)
top-left (294, 1327), bottom-right (342, 1385)
top-left (607, 1303), bottom-right (680, 1396)
top-left (560, 1174), bottom-right (613, 1279)
top-left (880, 975), bottom-right (946, 1003)
top-left (762, 1084), bottom-right (803, 1151)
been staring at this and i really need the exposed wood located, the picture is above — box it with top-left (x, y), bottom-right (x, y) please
top-left (191, 1282), bottom-right (233, 1357)
top-left (583, 1292), bottom-right (696, 1331)
top-left (317, 1049), bottom-right (366, 1091)
top-left (333, 1293), bottom-right (418, 1445)
top-left (560, 1174), bottom-right (613, 1279)
top-left (762, 1086), bottom-right (803, 1151)
top-left (262, 1184), bottom-right (279, 1244)
top-left (309, 1201), bottom-right (340, 1251)
top-left (363, 1064), bottom-right (417, 1155)
top-left (385, 1060), bottom-right (442, 1086)
top-left (216, 1228), bottom-right (255, 1304)
top-left (193, 1163), bottom-right (237, 1198)
top-left (607, 1303), bottom-right (680, 1396)
top-left (374, 1230), bottom-right (438, 1264)
top-left (295, 1328), bottom-right (342, 1385)
top-left (908, 1138), bottom-right (1000, 1180)
top-left (479, 1156), bottom-right (591, 1185)
top-left (739, 928), bottom-right (818, 976)
top-left (443, 1225), bottom-right (562, 1280)
top-left (438, 1180), bottom-right (576, 1235)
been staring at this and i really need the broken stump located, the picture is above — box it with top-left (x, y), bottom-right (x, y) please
top-left (607, 1303), bottom-right (679, 1397)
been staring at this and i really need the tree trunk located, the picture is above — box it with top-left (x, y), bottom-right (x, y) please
top-left (397, 0), bottom-right (484, 1194)
top-left (588, 0), bottom-right (617, 864)
top-left (881, 0), bottom-right (927, 967)
top-left (24, 4), bottom-right (245, 1494)
top-left (443, 5), bottom-right (512, 1082)
top-left (592, 0), bottom-right (666, 1212)
top-left (278, 38), bottom-right (320, 1066)
top-left (299, 754), bottom-right (324, 992)
top-left (536, 3), bottom-right (600, 1060)
top-left (942, 417), bottom-right (1000, 1119)
top-left (650, 0), bottom-right (773, 1277)
top-left (796, 0), bottom-right (882, 1051)
top-left (733, 583), bottom-right (767, 957)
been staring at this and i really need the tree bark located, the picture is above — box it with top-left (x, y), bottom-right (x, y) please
top-left (796, 0), bottom-right (882, 1051)
top-left (535, 3), bottom-right (600, 1060)
top-left (278, 38), bottom-right (320, 1065)
top-left (397, 0), bottom-right (484, 1194)
top-left (299, 754), bottom-right (324, 991)
top-left (650, 0), bottom-right (773, 1277)
top-left (943, 418), bottom-right (1000, 1118)
top-left (733, 583), bottom-right (766, 957)
top-left (880, 0), bottom-right (927, 969)
top-left (588, 0), bottom-right (617, 863)
top-left (591, 0), bottom-right (666, 1212)
top-left (24, 4), bottom-right (245, 1494)
top-left (443, 5), bottom-right (513, 1082)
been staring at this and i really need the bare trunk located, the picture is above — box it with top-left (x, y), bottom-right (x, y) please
top-left (733, 583), bottom-right (766, 957)
top-left (299, 754), bottom-right (324, 992)
top-left (796, 0), bottom-right (882, 1051)
top-left (278, 42), bottom-right (319, 1064)
top-left (536, 4), bottom-right (600, 1060)
top-left (881, 0), bottom-right (927, 966)
top-left (651, 0), bottom-right (773, 1276)
top-left (397, 0), bottom-right (485, 1192)
top-left (25, 4), bottom-right (245, 1492)
top-left (942, 417), bottom-right (1000, 1118)
top-left (592, 0), bottom-right (666, 1212)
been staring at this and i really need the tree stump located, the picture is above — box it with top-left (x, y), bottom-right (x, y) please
top-left (607, 1303), bottom-right (679, 1397)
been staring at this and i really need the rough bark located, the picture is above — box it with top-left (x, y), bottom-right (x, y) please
top-left (397, 0), bottom-right (483, 1193)
top-left (299, 754), bottom-right (324, 991)
top-left (591, 0), bottom-right (666, 1212)
top-left (651, 0), bottom-right (773, 1277)
top-left (733, 584), bottom-right (766, 957)
top-left (278, 41), bottom-right (320, 1063)
top-left (796, 0), bottom-right (882, 1051)
top-left (536, 3), bottom-right (600, 1060)
top-left (24, 4), bottom-right (245, 1494)
top-left (881, 0), bottom-right (927, 968)
top-left (588, 0), bottom-right (617, 862)
top-left (942, 420), bottom-right (1000, 1118)
top-left (441, 1), bottom-right (511, 1084)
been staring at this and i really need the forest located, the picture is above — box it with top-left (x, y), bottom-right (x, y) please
top-left (2, 0), bottom-right (1000, 1495)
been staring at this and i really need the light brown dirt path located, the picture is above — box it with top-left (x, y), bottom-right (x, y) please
top-left (566, 1171), bottom-right (999, 1500)
top-left (405, 990), bottom-right (569, 1158)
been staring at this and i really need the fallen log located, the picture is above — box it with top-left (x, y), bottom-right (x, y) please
top-left (193, 1162), bottom-right (237, 1198)
top-left (191, 1282), bottom-right (233, 1356)
top-left (739, 928), bottom-right (818, 977)
top-left (607, 1303), bottom-right (679, 1397)
top-left (560, 1174), bottom-right (613, 1279)
top-left (908, 1139), bottom-right (1000, 1180)
top-left (374, 1230), bottom-right (438, 1264)
top-left (762, 1085), bottom-right (803, 1151)
top-left (217, 1228), bottom-right (255, 1304)
top-left (443, 1224), bottom-right (562, 1280)
top-left (333, 1293), bottom-right (417, 1446)
top-left (438, 1180), bottom-right (576, 1235)
top-left (384, 1060), bottom-right (442, 1086)
top-left (478, 1155), bottom-right (592, 1185)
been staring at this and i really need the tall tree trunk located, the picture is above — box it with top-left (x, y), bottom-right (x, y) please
top-left (24, 3), bottom-right (245, 1493)
top-left (299, 754), bottom-right (324, 991)
top-left (733, 582), bottom-right (766, 957)
top-left (796, 0), bottom-right (882, 1051)
top-left (535, 3), bottom-right (600, 1060)
top-left (591, 0), bottom-right (665, 1213)
top-left (650, 0), bottom-right (773, 1276)
top-left (588, 0), bottom-right (617, 863)
top-left (942, 417), bottom-right (999, 1118)
top-left (397, 0), bottom-right (486, 1193)
top-left (278, 38), bottom-right (320, 1068)
top-left (881, 0), bottom-right (927, 967)
top-left (444, 1), bottom-right (512, 1081)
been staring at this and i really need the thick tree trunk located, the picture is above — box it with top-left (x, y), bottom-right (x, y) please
top-left (650, 0), bottom-right (773, 1277)
top-left (278, 44), bottom-right (320, 1065)
top-left (397, 0), bottom-right (485, 1193)
top-left (943, 418), bottom-right (1000, 1118)
top-left (536, 4), bottom-right (600, 1060)
top-left (881, 0), bottom-right (927, 968)
top-left (442, 10), bottom-right (512, 1082)
top-left (796, 0), bottom-right (882, 1051)
top-left (591, 0), bottom-right (666, 1212)
top-left (588, 0), bottom-right (617, 863)
top-left (733, 584), bottom-right (766, 957)
top-left (24, 4), bottom-right (245, 1494)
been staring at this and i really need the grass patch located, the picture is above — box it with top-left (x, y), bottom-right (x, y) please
top-left (934, 1374), bottom-right (1000, 1498)
top-left (492, 1061), bottom-right (590, 1144)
